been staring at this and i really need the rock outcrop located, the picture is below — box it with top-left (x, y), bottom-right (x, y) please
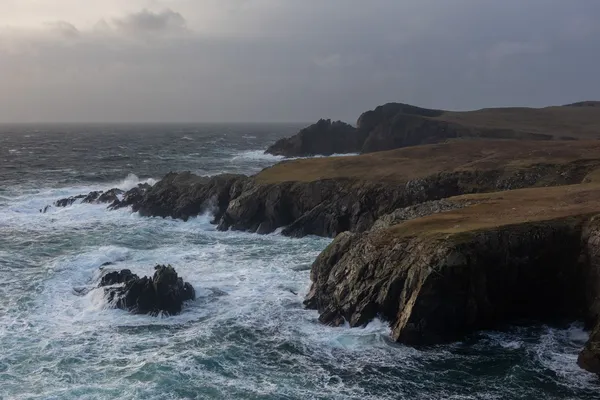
top-left (265, 119), bottom-right (365, 157)
top-left (109, 183), bottom-right (151, 210)
top-left (53, 184), bottom-right (151, 210)
top-left (55, 194), bottom-right (86, 207)
top-left (99, 265), bottom-right (195, 316)
top-left (133, 172), bottom-right (247, 223)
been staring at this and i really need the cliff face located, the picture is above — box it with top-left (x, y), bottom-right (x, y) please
top-left (134, 172), bottom-right (247, 223)
top-left (131, 164), bottom-right (595, 238)
top-left (305, 219), bottom-right (588, 343)
top-left (303, 184), bottom-right (600, 375)
top-left (265, 119), bottom-right (365, 157)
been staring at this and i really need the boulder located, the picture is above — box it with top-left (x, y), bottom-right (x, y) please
top-left (99, 265), bottom-right (195, 316)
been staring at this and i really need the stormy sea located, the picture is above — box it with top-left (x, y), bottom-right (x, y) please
top-left (1, 124), bottom-right (598, 400)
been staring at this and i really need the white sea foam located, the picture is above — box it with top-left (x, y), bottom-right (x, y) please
top-left (230, 150), bottom-right (285, 163)
top-left (113, 173), bottom-right (157, 191)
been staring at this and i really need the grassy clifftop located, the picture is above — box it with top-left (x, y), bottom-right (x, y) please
top-left (257, 139), bottom-right (600, 184)
top-left (387, 183), bottom-right (600, 238)
top-left (437, 103), bottom-right (600, 140)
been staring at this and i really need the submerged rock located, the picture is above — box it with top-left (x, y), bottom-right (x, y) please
top-left (99, 265), bottom-right (195, 316)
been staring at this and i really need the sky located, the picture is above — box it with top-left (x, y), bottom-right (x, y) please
top-left (0, 0), bottom-right (599, 123)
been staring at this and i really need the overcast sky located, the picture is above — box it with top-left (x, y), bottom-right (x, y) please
top-left (1, 1), bottom-right (599, 123)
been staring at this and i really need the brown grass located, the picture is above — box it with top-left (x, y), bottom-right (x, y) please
top-left (437, 106), bottom-right (600, 139)
top-left (256, 140), bottom-right (600, 184)
top-left (388, 183), bottom-right (600, 237)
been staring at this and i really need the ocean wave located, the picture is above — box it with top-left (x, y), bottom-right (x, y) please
top-left (230, 150), bottom-right (285, 163)
top-left (229, 150), bottom-right (361, 165)
top-left (113, 173), bottom-right (157, 191)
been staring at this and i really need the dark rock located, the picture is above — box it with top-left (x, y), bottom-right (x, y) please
top-left (356, 102), bottom-right (444, 133)
top-left (265, 119), bottom-right (366, 157)
top-left (82, 191), bottom-right (103, 204)
top-left (55, 194), bottom-right (86, 207)
top-left (134, 172), bottom-right (247, 222)
top-left (40, 205), bottom-right (51, 213)
top-left (305, 219), bottom-right (591, 344)
top-left (99, 265), bottom-right (195, 316)
top-left (97, 188), bottom-right (124, 204)
top-left (109, 183), bottom-right (151, 210)
top-left (100, 269), bottom-right (138, 286)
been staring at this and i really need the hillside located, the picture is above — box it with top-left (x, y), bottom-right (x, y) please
top-left (266, 101), bottom-right (600, 157)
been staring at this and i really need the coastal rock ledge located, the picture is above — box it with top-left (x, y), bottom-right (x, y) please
top-left (304, 184), bottom-right (600, 376)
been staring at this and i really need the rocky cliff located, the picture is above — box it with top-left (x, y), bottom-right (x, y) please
top-left (142, 140), bottom-right (600, 237)
top-left (53, 140), bottom-right (600, 239)
top-left (265, 101), bottom-right (600, 157)
top-left (304, 184), bottom-right (600, 375)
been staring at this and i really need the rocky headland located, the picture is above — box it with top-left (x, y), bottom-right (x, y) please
top-left (266, 101), bottom-right (600, 157)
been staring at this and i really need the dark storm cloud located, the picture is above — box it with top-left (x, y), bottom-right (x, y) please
top-left (0, 0), bottom-right (599, 123)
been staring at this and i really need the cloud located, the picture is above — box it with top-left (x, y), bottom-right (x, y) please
top-left (112, 9), bottom-right (187, 35)
top-left (1, 1), bottom-right (600, 123)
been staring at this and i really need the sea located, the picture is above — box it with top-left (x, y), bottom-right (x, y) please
top-left (0, 124), bottom-right (598, 399)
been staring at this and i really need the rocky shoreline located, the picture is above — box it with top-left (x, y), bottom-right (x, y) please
top-left (50, 139), bottom-right (600, 376)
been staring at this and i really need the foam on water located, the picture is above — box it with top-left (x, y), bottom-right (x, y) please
top-left (230, 150), bottom-right (285, 163)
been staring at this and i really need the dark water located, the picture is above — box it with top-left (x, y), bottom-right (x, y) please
top-left (0, 124), bottom-right (599, 399)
